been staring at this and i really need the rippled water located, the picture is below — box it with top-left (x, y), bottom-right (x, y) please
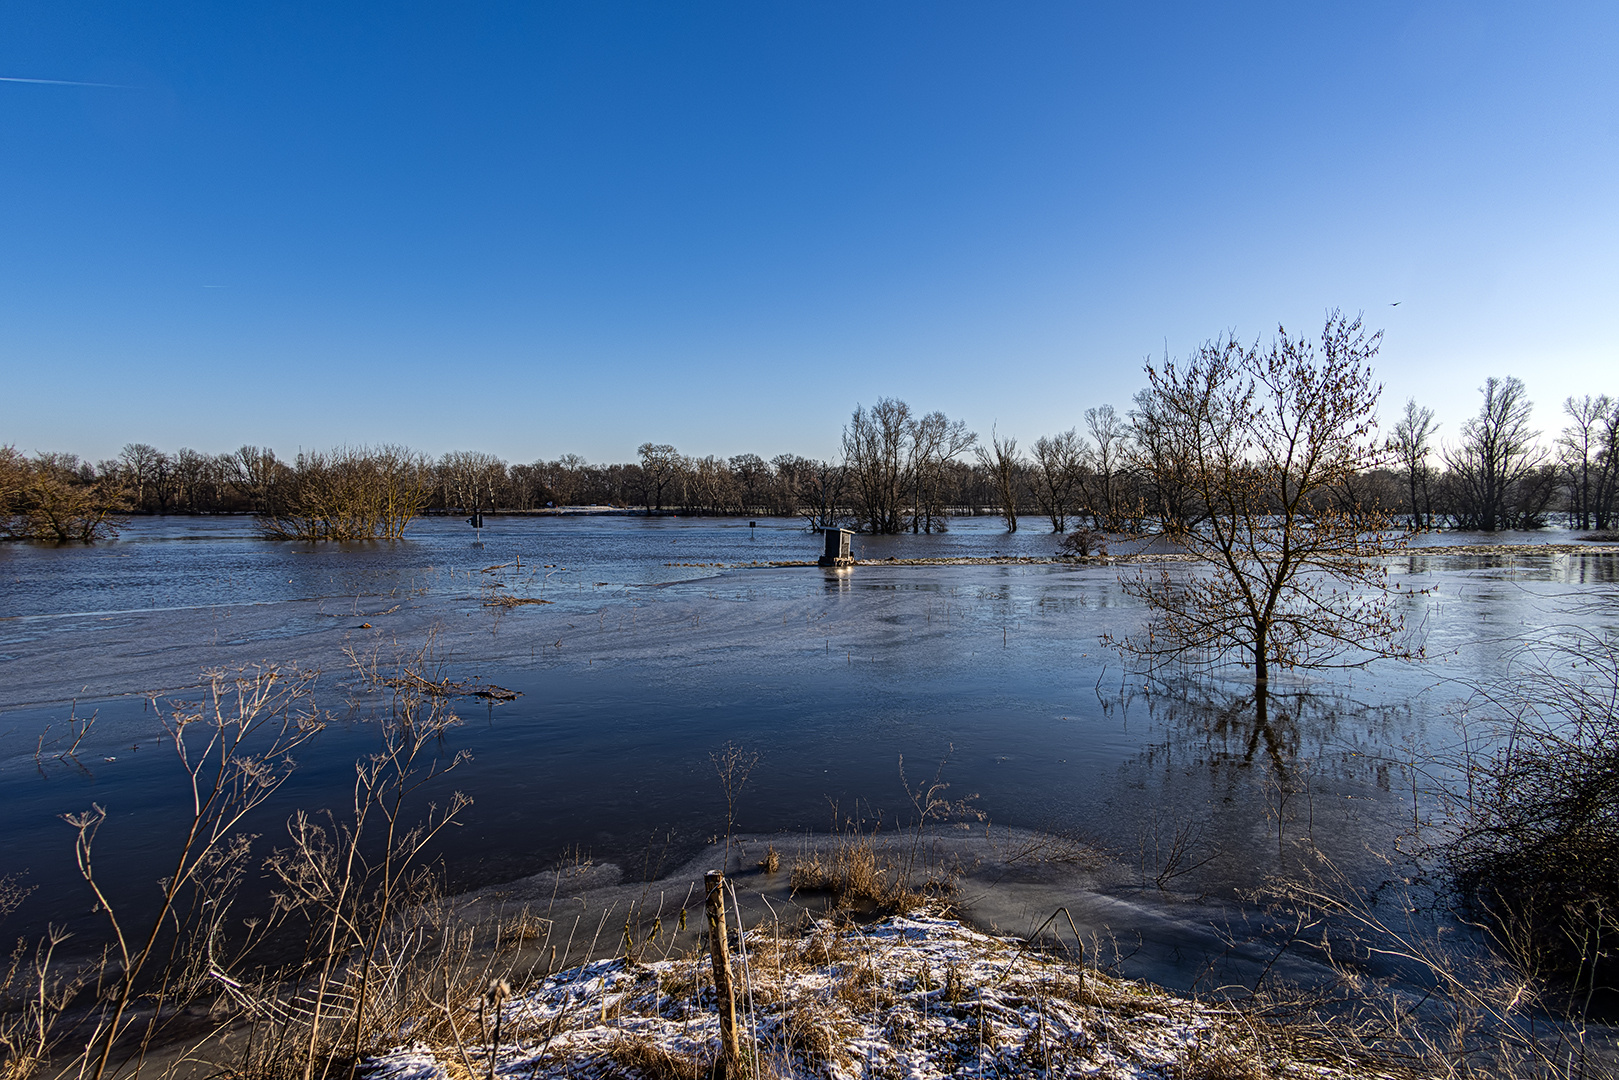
top-left (1, 514), bottom-right (1614, 989)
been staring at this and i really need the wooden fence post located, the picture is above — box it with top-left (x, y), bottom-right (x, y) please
top-left (704, 869), bottom-right (740, 1065)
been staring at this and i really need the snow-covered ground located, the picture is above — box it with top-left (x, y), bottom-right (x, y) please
top-left (365, 912), bottom-right (1401, 1079)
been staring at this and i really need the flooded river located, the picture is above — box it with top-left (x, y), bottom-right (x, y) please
top-left (1, 514), bottom-right (1615, 992)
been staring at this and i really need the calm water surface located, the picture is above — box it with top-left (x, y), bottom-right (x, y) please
top-left (1, 515), bottom-right (1614, 987)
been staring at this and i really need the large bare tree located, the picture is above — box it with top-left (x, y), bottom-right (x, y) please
top-left (1390, 397), bottom-right (1438, 530)
top-left (636, 443), bottom-right (682, 512)
top-left (1106, 312), bottom-right (1418, 691)
top-left (795, 459), bottom-right (846, 529)
top-left (371, 445), bottom-right (433, 538)
top-left (842, 399), bottom-right (975, 533)
top-left (1128, 382), bottom-right (1200, 534)
top-left (546, 453), bottom-right (588, 506)
top-left (843, 399), bottom-right (913, 534)
top-left (975, 427), bottom-right (1022, 532)
top-left (1083, 404), bottom-right (1131, 531)
top-left (1029, 429), bottom-right (1084, 532)
top-left (119, 443), bottom-right (169, 513)
top-left (1443, 377), bottom-right (1544, 531)
top-left (908, 410), bottom-right (976, 533)
top-left (1559, 395), bottom-right (1614, 531)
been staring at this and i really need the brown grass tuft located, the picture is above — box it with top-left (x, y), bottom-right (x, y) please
top-left (602, 1034), bottom-right (714, 1079)
top-left (788, 834), bottom-right (955, 915)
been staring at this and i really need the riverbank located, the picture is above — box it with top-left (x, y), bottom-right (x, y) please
top-left (365, 911), bottom-right (1406, 1080)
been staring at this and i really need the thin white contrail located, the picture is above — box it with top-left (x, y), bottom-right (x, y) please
top-left (0, 75), bottom-right (136, 89)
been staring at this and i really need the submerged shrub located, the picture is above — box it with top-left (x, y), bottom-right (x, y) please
top-left (1058, 528), bottom-right (1109, 558)
top-left (257, 445), bottom-right (433, 541)
top-left (0, 447), bottom-right (128, 543)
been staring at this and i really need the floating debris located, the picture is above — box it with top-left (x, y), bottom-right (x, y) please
top-left (484, 595), bottom-right (556, 608)
top-left (380, 672), bottom-right (522, 701)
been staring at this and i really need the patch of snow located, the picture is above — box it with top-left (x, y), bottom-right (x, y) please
top-left (363, 912), bottom-right (1400, 1079)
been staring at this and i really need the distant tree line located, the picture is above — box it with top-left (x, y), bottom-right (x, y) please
top-left (3, 373), bottom-right (1615, 542)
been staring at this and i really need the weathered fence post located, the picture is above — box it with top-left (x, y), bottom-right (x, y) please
top-left (704, 869), bottom-right (740, 1065)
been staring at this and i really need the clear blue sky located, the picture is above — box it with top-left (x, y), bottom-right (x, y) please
top-left (2, 2), bottom-right (1614, 465)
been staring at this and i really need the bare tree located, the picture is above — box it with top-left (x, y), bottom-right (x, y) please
top-left (440, 451), bottom-right (507, 516)
top-left (1390, 397), bottom-right (1438, 530)
top-left (372, 445), bottom-right (433, 538)
top-left (1559, 395), bottom-right (1613, 531)
top-left (1443, 377), bottom-right (1545, 531)
top-left (796, 459), bottom-right (846, 529)
top-left (504, 461), bottom-right (549, 509)
top-left (729, 453), bottom-right (769, 512)
top-left (0, 445), bottom-right (27, 536)
top-left (1083, 404), bottom-right (1131, 531)
top-left (768, 453), bottom-right (807, 515)
top-left (1106, 312), bottom-right (1418, 693)
top-left (1029, 429), bottom-right (1084, 532)
top-left (256, 447), bottom-right (432, 541)
top-left (547, 453), bottom-right (588, 506)
top-left (907, 410), bottom-right (976, 533)
top-left (119, 443), bottom-right (169, 513)
top-left (1128, 381), bottom-right (1200, 534)
top-left (1597, 407), bottom-right (1619, 531)
top-left (684, 454), bottom-right (736, 514)
top-left (975, 427), bottom-right (1022, 532)
top-left (230, 445), bottom-right (281, 515)
top-left (843, 399), bottom-right (912, 534)
top-left (636, 443), bottom-right (681, 511)
top-left (841, 400), bottom-right (976, 534)
top-left (170, 448), bottom-right (218, 514)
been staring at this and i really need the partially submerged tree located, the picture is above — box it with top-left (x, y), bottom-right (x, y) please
top-left (1128, 380), bottom-right (1201, 535)
top-left (0, 449), bottom-right (129, 542)
top-left (795, 458), bottom-right (847, 530)
top-left (258, 447), bottom-right (432, 542)
top-left (907, 409), bottom-right (976, 533)
top-left (843, 398), bottom-right (912, 534)
top-left (842, 398), bottom-right (975, 534)
top-left (1082, 404), bottom-right (1133, 531)
top-left (1443, 376), bottom-right (1546, 531)
top-left (1106, 312), bottom-right (1419, 691)
top-left (0, 445), bottom-right (30, 536)
top-left (975, 427), bottom-right (1022, 532)
top-left (1029, 428), bottom-right (1084, 532)
top-left (1558, 394), bottom-right (1616, 531)
top-left (1389, 397), bottom-right (1438, 530)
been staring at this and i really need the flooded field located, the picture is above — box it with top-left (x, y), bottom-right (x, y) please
top-left (2, 514), bottom-right (1615, 992)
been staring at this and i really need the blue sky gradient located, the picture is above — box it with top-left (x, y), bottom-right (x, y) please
top-left (2, 2), bottom-right (1615, 463)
